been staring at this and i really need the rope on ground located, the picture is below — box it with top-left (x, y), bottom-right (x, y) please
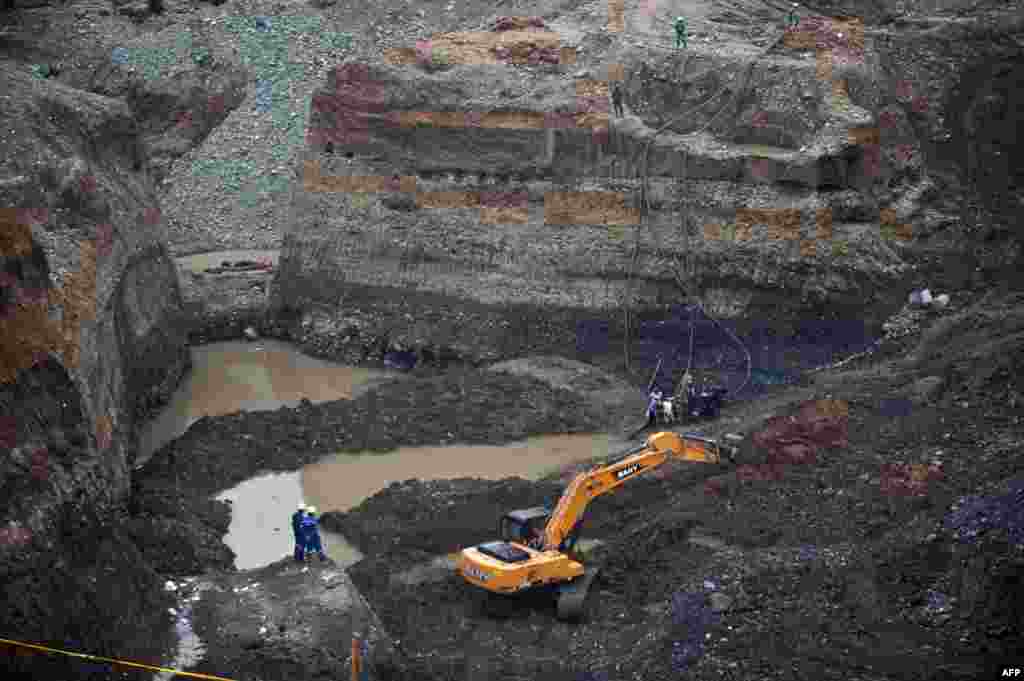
top-left (694, 301), bottom-right (754, 398)
top-left (0, 637), bottom-right (235, 681)
top-left (805, 341), bottom-right (880, 374)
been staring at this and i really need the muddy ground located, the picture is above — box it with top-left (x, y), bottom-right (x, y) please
top-left (8, 258), bottom-right (1017, 681)
top-left (119, 284), bottom-right (1022, 681)
top-left (333, 308), bottom-right (1024, 681)
top-left (3, 0), bottom-right (1022, 678)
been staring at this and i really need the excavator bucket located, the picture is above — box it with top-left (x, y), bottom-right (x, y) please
top-left (648, 431), bottom-right (723, 463)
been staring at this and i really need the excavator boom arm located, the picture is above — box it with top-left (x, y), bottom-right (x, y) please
top-left (541, 432), bottom-right (722, 551)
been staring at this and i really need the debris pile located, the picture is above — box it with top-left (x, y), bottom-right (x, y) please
top-left (944, 478), bottom-right (1024, 546)
top-left (879, 461), bottom-right (945, 497)
top-left (750, 398), bottom-right (849, 465)
top-left (908, 288), bottom-right (951, 308)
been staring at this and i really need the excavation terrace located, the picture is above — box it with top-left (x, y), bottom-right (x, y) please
top-left (1, 0), bottom-right (1022, 680)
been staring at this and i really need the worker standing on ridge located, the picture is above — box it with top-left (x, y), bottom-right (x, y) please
top-left (674, 16), bottom-right (688, 49)
top-left (611, 82), bottom-right (624, 117)
top-left (787, 3), bottom-right (800, 29)
top-left (301, 506), bottom-right (327, 562)
top-left (292, 503), bottom-right (306, 562)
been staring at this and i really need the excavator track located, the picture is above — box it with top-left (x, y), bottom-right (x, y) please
top-left (556, 566), bottom-right (600, 622)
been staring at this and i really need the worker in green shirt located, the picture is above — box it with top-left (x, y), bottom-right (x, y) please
top-left (787, 3), bottom-right (800, 28)
top-left (674, 17), bottom-right (688, 49)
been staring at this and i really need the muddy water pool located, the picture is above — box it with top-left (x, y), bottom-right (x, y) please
top-left (141, 338), bottom-right (622, 570)
top-left (218, 433), bottom-right (621, 570)
top-left (136, 339), bottom-right (390, 464)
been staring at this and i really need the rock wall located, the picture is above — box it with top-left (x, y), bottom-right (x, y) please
top-left (1, 62), bottom-right (190, 509)
top-left (272, 1), bottom-right (1023, 366)
top-left (271, 47), bottom-right (909, 364)
top-left (0, 36), bottom-right (238, 667)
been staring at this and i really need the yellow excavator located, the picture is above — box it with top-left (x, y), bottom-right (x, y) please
top-left (455, 431), bottom-right (736, 621)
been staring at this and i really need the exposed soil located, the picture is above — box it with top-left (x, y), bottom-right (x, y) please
top-left (332, 305), bottom-right (1023, 681)
top-left (3, 0), bottom-right (1022, 679)
top-left (113, 281), bottom-right (1020, 681)
top-left (6, 273), bottom-right (1019, 681)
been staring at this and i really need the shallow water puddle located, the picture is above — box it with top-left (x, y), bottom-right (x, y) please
top-left (214, 471), bottom-right (366, 570)
top-left (301, 432), bottom-right (616, 511)
top-left (137, 339), bottom-right (389, 464)
top-left (175, 249), bottom-right (279, 273)
top-left (217, 433), bottom-right (619, 571)
top-left (153, 579), bottom-right (210, 681)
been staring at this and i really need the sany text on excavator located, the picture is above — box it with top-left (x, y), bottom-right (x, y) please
top-left (455, 431), bottom-right (736, 621)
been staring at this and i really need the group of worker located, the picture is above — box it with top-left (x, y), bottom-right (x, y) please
top-left (644, 372), bottom-right (726, 429)
top-left (292, 505), bottom-right (327, 562)
top-left (608, 17), bottom-right (688, 119)
top-left (609, 17), bottom-right (686, 119)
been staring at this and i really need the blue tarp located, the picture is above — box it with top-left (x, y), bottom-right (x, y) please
top-left (384, 350), bottom-right (417, 371)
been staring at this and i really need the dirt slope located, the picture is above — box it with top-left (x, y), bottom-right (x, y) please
top-left (334, 288), bottom-right (1023, 681)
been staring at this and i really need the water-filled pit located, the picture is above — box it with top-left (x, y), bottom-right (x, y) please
top-left (136, 339), bottom-right (391, 464)
top-left (142, 339), bottom-right (619, 570)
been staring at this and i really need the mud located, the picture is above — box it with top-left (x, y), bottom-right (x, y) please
top-left (9, 284), bottom-right (1019, 681)
top-left (175, 250), bottom-right (281, 274)
top-left (336, 348), bottom-right (1023, 680)
top-left (124, 361), bottom-right (613, 680)
top-left (4, 1), bottom-right (1022, 679)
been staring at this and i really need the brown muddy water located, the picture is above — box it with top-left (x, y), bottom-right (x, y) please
top-left (136, 339), bottom-right (390, 464)
top-left (217, 433), bottom-right (619, 570)
top-left (140, 338), bottom-right (620, 570)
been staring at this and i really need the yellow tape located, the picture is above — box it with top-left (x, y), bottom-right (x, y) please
top-left (0, 638), bottom-right (236, 681)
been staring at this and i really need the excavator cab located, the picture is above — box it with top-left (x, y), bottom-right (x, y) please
top-left (500, 507), bottom-right (550, 546)
top-left (471, 508), bottom-right (551, 566)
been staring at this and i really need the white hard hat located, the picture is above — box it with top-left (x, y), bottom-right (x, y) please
top-left (306, 506), bottom-right (317, 515)
top-left (299, 503), bottom-right (307, 510)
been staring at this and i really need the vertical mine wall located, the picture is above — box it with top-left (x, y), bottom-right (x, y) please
top-left (1, 65), bottom-right (189, 672)
top-left (272, 52), bottom-right (912, 365)
top-left (273, 3), bottom-right (1024, 366)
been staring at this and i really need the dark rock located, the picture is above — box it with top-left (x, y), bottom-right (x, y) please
top-left (906, 375), bottom-right (944, 405)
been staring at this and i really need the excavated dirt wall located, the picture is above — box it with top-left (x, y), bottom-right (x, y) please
top-left (276, 32), bottom-right (920, 366)
top-left (0, 7), bottom-right (246, 674)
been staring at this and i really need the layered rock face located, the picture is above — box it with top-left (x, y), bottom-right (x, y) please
top-left (272, 33), bottom-right (913, 364)
top-left (273, 1), bottom-right (1023, 365)
top-left (1, 0), bottom-right (246, 543)
top-left (1, 63), bottom-right (191, 514)
top-left (0, 56), bottom-right (201, 661)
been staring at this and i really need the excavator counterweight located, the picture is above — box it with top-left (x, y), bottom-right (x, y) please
top-left (456, 432), bottom-right (733, 621)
